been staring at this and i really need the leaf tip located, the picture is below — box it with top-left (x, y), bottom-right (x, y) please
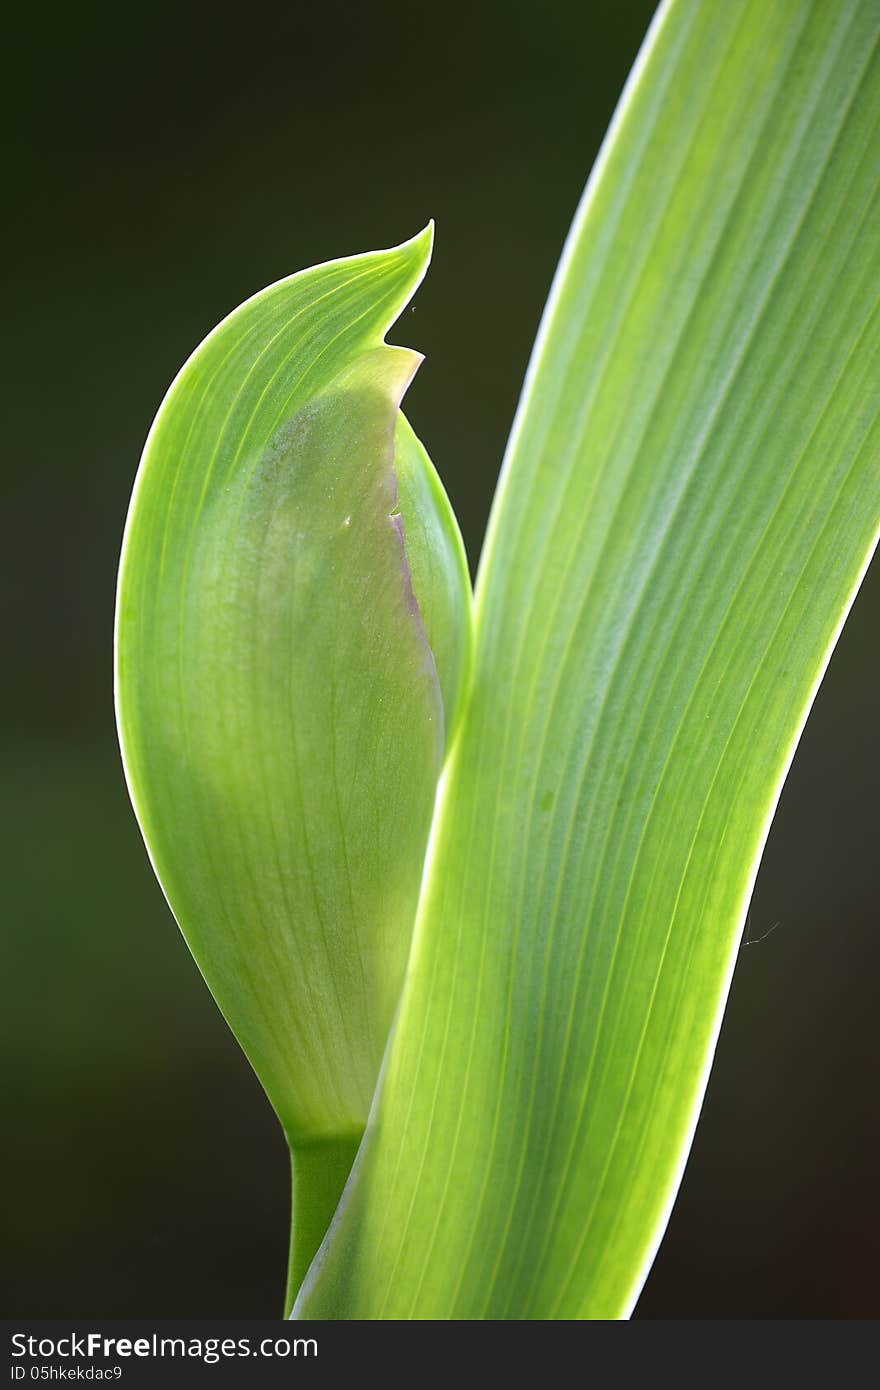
top-left (390, 221), bottom-right (435, 285)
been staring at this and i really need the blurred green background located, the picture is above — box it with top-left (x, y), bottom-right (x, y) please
top-left (4, 0), bottom-right (878, 1318)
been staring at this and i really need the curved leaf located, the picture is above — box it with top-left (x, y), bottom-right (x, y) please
top-left (114, 227), bottom-right (472, 1153)
top-left (295, 0), bottom-right (880, 1319)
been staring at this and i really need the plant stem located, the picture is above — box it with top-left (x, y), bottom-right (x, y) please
top-left (284, 1134), bottom-right (361, 1317)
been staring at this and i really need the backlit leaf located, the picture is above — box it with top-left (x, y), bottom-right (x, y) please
top-left (295, 0), bottom-right (880, 1319)
top-left (114, 228), bottom-right (473, 1297)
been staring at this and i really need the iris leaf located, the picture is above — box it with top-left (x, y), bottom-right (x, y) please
top-left (114, 227), bottom-right (473, 1300)
top-left (294, 0), bottom-right (880, 1319)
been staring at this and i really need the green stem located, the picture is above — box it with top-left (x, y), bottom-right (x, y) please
top-left (284, 1134), bottom-right (361, 1317)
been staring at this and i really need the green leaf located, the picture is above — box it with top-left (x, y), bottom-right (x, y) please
top-left (295, 0), bottom-right (880, 1318)
top-left (114, 228), bottom-right (472, 1188)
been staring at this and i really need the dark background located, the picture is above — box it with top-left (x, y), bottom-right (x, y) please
top-left (4, 0), bottom-right (877, 1319)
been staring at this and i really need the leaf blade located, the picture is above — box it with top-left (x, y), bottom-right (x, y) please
top-left (296, 0), bottom-right (880, 1318)
top-left (115, 228), bottom-right (455, 1143)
